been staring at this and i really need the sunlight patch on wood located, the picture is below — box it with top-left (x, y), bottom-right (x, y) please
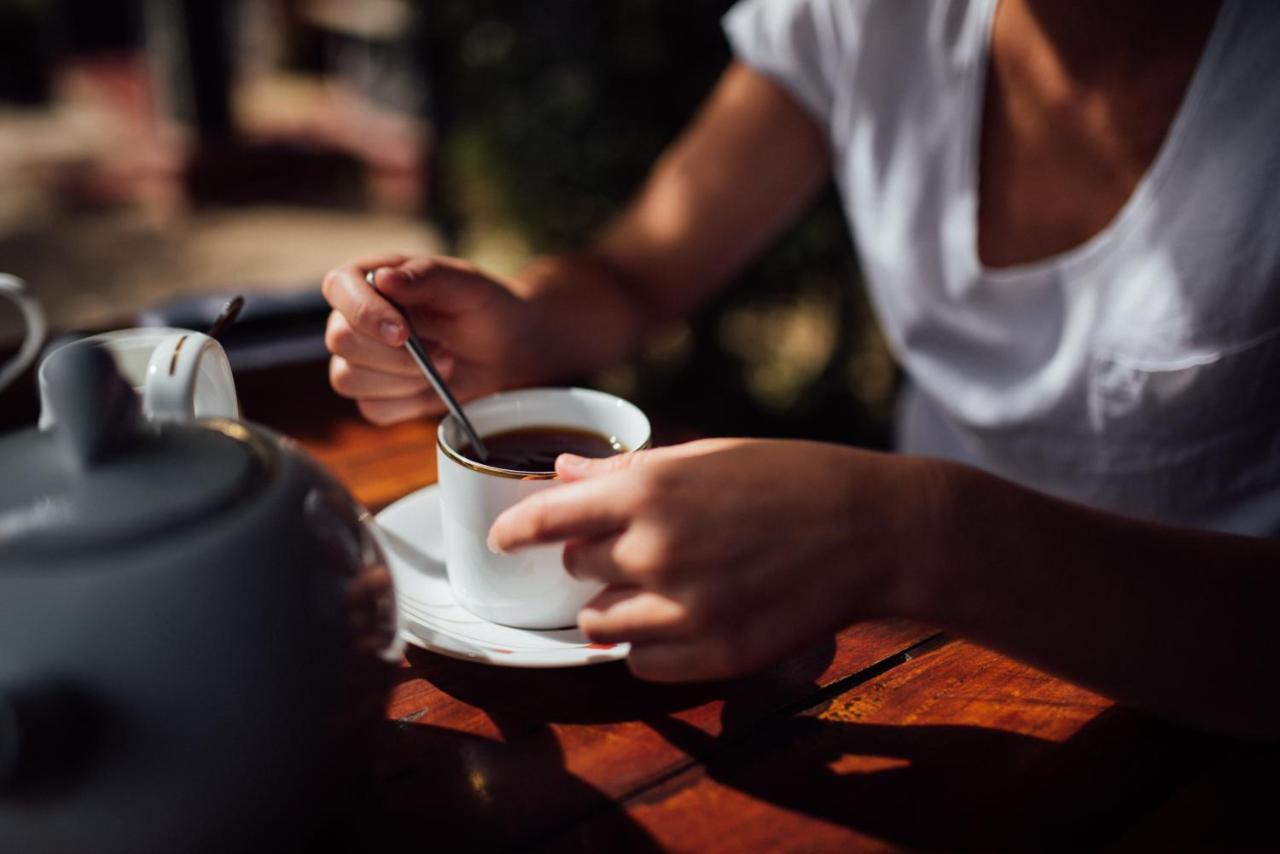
top-left (827, 753), bottom-right (911, 775)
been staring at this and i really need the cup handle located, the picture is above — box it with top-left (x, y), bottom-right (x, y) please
top-left (0, 274), bottom-right (47, 397)
top-left (143, 332), bottom-right (240, 422)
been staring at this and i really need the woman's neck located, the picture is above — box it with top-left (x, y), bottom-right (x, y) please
top-left (1013, 0), bottom-right (1223, 83)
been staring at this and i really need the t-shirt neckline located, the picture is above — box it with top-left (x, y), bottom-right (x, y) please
top-left (962, 0), bottom-right (1238, 284)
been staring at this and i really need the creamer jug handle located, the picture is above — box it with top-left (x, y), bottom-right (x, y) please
top-left (0, 274), bottom-right (47, 396)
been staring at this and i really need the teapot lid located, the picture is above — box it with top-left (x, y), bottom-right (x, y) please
top-left (0, 345), bottom-right (267, 557)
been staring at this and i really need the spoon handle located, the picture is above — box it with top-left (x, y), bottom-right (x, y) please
top-left (207, 295), bottom-right (245, 341)
top-left (364, 270), bottom-right (489, 461)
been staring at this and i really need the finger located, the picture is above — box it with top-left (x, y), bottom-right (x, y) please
top-left (322, 258), bottom-right (411, 347)
top-left (488, 474), bottom-right (640, 553)
top-left (356, 393), bottom-right (446, 426)
top-left (351, 253), bottom-right (410, 270)
top-left (324, 312), bottom-right (422, 377)
top-left (340, 253), bottom-right (411, 280)
top-left (555, 440), bottom-right (720, 482)
top-left (378, 256), bottom-right (497, 317)
top-left (627, 639), bottom-right (742, 683)
top-left (562, 533), bottom-right (629, 584)
top-left (329, 356), bottom-right (434, 400)
top-left (577, 586), bottom-right (691, 645)
top-left (556, 447), bottom-right (659, 482)
top-left (326, 311), bottom-right (454, 373)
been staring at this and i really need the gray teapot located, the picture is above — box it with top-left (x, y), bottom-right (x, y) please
top-left (0, 344), bottom-right (400, 853)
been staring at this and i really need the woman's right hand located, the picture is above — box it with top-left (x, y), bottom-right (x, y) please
top-left (322, 254), bottom-right (536, 425)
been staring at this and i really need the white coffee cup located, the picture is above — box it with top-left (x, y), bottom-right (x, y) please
top-left (38, 327), bottom-right (239, 429)
top-left (0, 274), bottom-right (47, 397)
top-left (436, 387), bottom-right (652, 629)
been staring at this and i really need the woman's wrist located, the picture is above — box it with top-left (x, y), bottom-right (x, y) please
top-left (500, 293), bottom-right (563, 388)
top-left (498, 258), bottom-right (593, 388)
top-left (879, 453), bottom-right (969, 625)
top-left (509, 252), bottom-right (657, 386)
top-left (902, 458), bottom-right (1018, 631)
top-left (821, 447), bottom-right (952, 625)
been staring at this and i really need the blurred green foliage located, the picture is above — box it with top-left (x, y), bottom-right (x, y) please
top-left (426, 0), bottom-right (894, 447)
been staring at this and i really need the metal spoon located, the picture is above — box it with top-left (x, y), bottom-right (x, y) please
top-left (365, 269), bottom-right (489, 461)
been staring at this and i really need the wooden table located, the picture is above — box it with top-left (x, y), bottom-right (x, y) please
top-left (6, 358), bottom-right (1271, 851)
top-left (232, 362), bottom-right (1279, 852)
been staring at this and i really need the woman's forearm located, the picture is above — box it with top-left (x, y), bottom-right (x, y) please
top-left (505, 61), bottom-right (833, 386)
top-left (909, 459), bottom-right (1280, 739)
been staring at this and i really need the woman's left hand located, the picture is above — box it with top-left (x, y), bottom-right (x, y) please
top-left (488, 438), bottom-right (941, 682)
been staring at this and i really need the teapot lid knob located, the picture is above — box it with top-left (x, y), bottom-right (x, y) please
top-left (43, 343), bottom-right (143, 469)
top-left (0, 342), bottom-right (265, 555)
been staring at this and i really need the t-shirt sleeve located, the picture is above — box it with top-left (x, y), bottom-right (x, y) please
top-left (722, 0), bottom-right (845, 127)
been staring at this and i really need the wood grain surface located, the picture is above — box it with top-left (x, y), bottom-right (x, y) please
top-left (553, 639), bottom-right (1239, 852)
top-left (233, 362), bottom-right (1275, 853)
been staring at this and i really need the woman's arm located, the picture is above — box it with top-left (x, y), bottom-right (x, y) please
top-left (918, 460), bottom-right (1280, 740)
top-left (488, 440), bottom-right (1280, 741)
top-left (322, 62), bottom-right (832, 420)
top-left (506, 60), bottom-right (833, 383)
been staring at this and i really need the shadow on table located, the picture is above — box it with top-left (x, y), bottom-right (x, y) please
top-left (642, 703), bottom-right (1225, 850)
top-left (337, 717), bottom-right (659, 853)
top-left (401, 639), bottom-right (835, 728)
top-left (345, 641), bottom-right (836, 852)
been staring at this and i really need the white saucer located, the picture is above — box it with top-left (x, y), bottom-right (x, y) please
top-left (374, 484), bottom-right (629, 668)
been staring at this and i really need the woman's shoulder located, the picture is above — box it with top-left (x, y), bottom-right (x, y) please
top-left (723, 0), bottom-right (991, 128)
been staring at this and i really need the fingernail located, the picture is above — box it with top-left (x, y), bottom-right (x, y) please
top-left (557, 453), bottom-right (588, 471)
top-left (380, 320), bottom-right (404, 345)
top-left (486, 531), bottom-right (506, 555)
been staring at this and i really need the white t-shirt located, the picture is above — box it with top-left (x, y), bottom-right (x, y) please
top-left (724, 0), bottom-right (1280, 536)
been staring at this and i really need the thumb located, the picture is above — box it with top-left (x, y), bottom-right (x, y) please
top-left (556, 448), bottom-right (654, 482)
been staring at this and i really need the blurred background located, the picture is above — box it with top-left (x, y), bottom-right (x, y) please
top-left (0, 0), bottom-right (895, 446)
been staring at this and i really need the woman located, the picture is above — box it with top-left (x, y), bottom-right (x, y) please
top-left (322, 0), bottom-right (1280, 738)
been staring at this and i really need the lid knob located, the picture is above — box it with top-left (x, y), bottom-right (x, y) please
top-left (43, 343), bottom-right (143, 469)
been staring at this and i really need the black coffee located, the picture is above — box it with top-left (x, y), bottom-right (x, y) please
top-left (460, 425), bottom-right (626, 473)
